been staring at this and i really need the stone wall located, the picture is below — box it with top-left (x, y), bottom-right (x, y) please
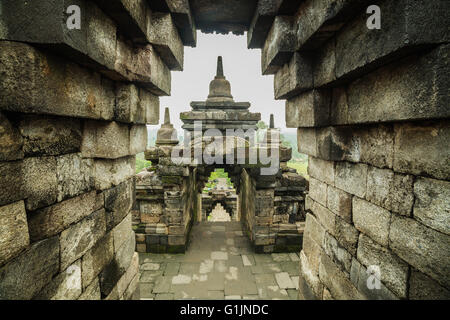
top-left (252, 0), bottom-right (450, 299)
top-left (0, 0), bottom-right (186, 299)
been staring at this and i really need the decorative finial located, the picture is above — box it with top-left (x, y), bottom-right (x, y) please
top-left (216, 56), bottom-right (224, 78)
top-left (164, 107), bottom-right (171, 125)
top-left (270, 114), bottom-right (275, 129)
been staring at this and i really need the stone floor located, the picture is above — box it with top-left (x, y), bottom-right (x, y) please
top-left (138, 221), bottom-right (301, 300)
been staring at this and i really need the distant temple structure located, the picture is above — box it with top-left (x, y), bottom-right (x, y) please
top-left (133, 56), bottom-right (307, 254)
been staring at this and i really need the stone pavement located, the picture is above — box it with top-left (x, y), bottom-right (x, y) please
top-left (138, 222), bottom-right (301, 300)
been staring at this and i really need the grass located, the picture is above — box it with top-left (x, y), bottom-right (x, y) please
top-left (287, 160), bottom-right (309, 179)
top-left (135, 153), bottom-right (152, 173)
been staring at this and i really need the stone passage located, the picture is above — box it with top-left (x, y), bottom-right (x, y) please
top-left (134, 57), bottom-right (308, 254)
top-left (138, 222), bottom-right (301, 300)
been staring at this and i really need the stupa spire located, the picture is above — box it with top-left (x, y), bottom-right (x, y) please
top-left (207, 56), bottom-right (233, 103)
top-left (164, 107), bottom-right (171, 125)
top-left (216, 56), bottom-right (224, 78)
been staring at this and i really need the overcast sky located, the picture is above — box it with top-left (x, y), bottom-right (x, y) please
top-left (159, 32), bottom-right (296, 134)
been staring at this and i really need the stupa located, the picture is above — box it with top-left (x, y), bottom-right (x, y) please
top-left (180, 56), bottom-right (261, 135)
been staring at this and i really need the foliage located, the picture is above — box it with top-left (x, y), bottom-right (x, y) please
top-left (287, 160), bottom-right (309, 179)
top-left (135, 152), bottom-right (152, 173)
top-left (203, 168), bottom-right (233, 192)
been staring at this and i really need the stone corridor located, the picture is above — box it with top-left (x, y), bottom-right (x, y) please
top-left (138, 222), bottom-right (301, 300)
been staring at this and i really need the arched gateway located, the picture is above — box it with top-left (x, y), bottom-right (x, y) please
top-left (134, 57), bottom-right (308, 254)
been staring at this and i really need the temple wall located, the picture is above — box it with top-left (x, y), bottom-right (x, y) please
top-left (254, 0), bottom-right (450, 299)
top-left (0, 0), bottom-right (184, 299)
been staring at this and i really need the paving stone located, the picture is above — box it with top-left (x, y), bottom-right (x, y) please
top-left (172, 274), bottom-right (192, 285)
top-left (164, 262), bottom-right (180, 276)
top-left (242, 255), bottom-right (255, 266)
top-left (207, 291), bottom-right (225, 300)
top-left (140, 271), bottom-right (163, 283)
top-left (139, 283), bottom-right (155, 299)
top-left (272, 253), bottom-right (291, 262)
top-left (289, 253), bottom-right (300, 262)
top-left (141, 263), bottom-right (160, 271)
top-left (155, 293), bottom-right (174, 300)
top-left (275, 272), bottom-right (296, 289)
top-left (153, 276), bottom-right (172, 294)
top-left (281, 261), bottom-right (300, 276)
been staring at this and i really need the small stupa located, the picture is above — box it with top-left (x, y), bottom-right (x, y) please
top-left (155, 107), bottom-right (179, 154)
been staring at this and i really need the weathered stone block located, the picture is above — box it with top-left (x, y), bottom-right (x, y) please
top-left (357, 234), bottom-right (408, 298)
top-left (115, 39), bottom-right (171, 96)
top-left (104, 180), bottom-right (133, 230)
top-left (115, 83), bottom-right (146, 124)
top-left (0, 41), bottom-right (115, 120)
top-left (318, 253), bottom-right (364, 300)
top-left (393, 121), bottom-right (450, 180)
top-left (334, 216), bottom-right (359, 257)
top-left (0, 161), bottom-right (25, 206)
top-left (336, 0), bottom-right (450, 81)
top-left (274, 52), bottom-right (314, 100)
top-left (0, 112), bottom-right (23, 161)
top-left (82, 120), bottom-right (130, 159)
top-left (366, 166), bottom-right (394, 210)
top-left (56, 153), bottom-right (94, 202)
top-left (28, 191), bottom-right (97, 241)
top-left (78, 278), bottom-right (101, 300)
top-left (86, 2), bottom-right (117, 71)
top-left (116, 252), bottom-right (139, 297)
top-left (99, 231), bottom-right (135, 296)
top-left (323, 232), bottom-right (352, 274)
top-left (23, 156), bottom-right (58, 211)
top-left (34, 260), bottom-right (82, 300)
top-left (0, 237), bottom-right (59, 300)
top-left (60, 209), bottom-right (107, 271)
top-left (140, 89), bottom-right (160, 125)
top-left (409, 269), bottom-right (450, 300)
top-left (295, 0), bottom-right (366, 51)
top-left (247, 0), bottom-right (289, 49)
top-left (349, 258), bottom-right (398, 300)
top-left (286, 90), bottom-right (331, 128)
top-left (308, 157), bottom-right (335, 185)
top-left (313, 39), bottom-right (336, 87)
top-left (299, 250), bottom-right (324, 299)
top-left (345, 45), bottom-right (450, 124)
top-left (130, 125), bottom-right (148, 155)
top-left (389, 173), bottom-right (414, 216)
top-left (312, 201), bottom-right (335, 237)
top-left (261, 15), bottom-right (296, 75)
top-left (0, 201), bottom-right (29, 266)
top-left (113, 214), bottom-right (133, 253)
top-left (335, 162), bottom-right (367, 198)
top-left (413, 177), bottom-right (450, 235)
top-left (308, 177), bottom-right (327, 207)
top-left (93, 156), bottom-right (135, 190)
top-left (327, 185), bottom-right (351, 223)
top-left (389, 215), bottom-right (450, 288)
top-left (304, 213), bottom-right (325, 247)
top-left (19, 115), bottom-right (82, 157)
top-left (147, 12), bottom-right (184, 71)
top-left (81, 233), bottom-right (114, 289)
top-left (352, 197), bottom-right (391, 247)
top-left (94, 0), bottom-right (148, 44)
top-left (302, 233), bottom-right (322, 276)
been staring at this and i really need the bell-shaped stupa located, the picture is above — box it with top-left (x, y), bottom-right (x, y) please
top-left (181, 56), bottom-right (261, 136)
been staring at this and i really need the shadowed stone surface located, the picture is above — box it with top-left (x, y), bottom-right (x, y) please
top-left (138, 222), bottom-right (302, 300)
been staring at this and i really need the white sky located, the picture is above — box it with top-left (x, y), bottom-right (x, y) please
top-left (159, 32), bottom-right (296, 134)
